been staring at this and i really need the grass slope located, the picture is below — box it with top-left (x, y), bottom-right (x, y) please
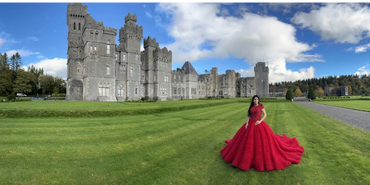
top-left (315, 100), bottom-right (370, 112)
top-left (1, 102), bottom-right (369, 184)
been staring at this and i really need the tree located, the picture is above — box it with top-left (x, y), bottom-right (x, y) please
top-left (204, 69), bottom-right (209, 74)
top-left (286, 88), bottom-right (294, 100)
top-left (294, 87), bottom-right (303, 96)
top-left (315, 87), bottom-right (325, 97)
top-left (308, 88), bottom-right (316, 100)
top-left (27, 65), bottom-right (44, 95)
top-left (348, 85), bottom-right (352, 95)
top-left (13, 69), bottom-right (32, 98)
top-left (39, 75), bottom-right (55, 95)
top-left (9, 52), bottom-right (22, 84)
top-left (0, 53), bottom-right (12, 95)
top-left (54, 77), bottom-right (66, 94)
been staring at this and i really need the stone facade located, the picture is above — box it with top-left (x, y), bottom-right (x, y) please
top-left (324, 86), bottom-right (348, 96)
top-left (66, 3), bottom-right (269, 101)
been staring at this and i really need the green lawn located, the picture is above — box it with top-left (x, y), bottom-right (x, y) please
top-left (314, 100), bottom-right (370, 112)
top-left (1, 101), bottom-right (370, 184)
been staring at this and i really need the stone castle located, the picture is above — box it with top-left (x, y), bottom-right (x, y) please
top-left (66, 3), bottom-right (269, 101)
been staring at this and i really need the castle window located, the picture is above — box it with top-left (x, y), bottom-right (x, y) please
top-left (107, 41), bottom-right (110, 54)
top-left (115, 54), bottom-right (118, 60)
top-left (74, 22), bottom-right (76, 30)
top-left (135, 88), bottom-right (138, 94)
top-left (106, 65), bottom-right (110, 75)
top-left (136, 55), bottom-right (138, 61)
top-left (130, 66), bottom-right (133, 76)
top-left (178, 88), bottom-right (181, 94)
top-left (154, 75), bottom-right (157, 81)
top-left (90, 45), bottom-right (93, 52)
top-left (94, 46), bottom-right (97, 51)
top-left (95, 31), bottom-right (98, 35)
top-left (117, 85), bottom-right (124, 96)
top-left (174, 88), bottom-right (177, 94)
top-left (123, 54), bottom-right (126, 61)
top-left (99, 83), bottom-right (110, 97)
top-left (79, 23), bottom-right (81, 30)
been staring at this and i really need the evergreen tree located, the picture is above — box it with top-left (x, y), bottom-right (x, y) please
top-left (0, 53), bottom-right (12, 95)
top-left (286, 88), bottom-right (294, 100)
top-left (308, 88), bottom-right (316, 100)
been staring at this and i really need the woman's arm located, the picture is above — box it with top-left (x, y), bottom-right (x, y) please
top-left (245, 116), bottom-right (250, 128)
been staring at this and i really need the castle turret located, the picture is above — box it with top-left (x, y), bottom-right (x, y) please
top-left (119, 13), bottom-right (143, 54)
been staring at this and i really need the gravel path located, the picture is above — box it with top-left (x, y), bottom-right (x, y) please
top-left (295, 102), bottom-right (370, 132)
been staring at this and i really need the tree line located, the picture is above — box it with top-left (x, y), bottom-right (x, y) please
top-left (269, 74), bottom-right (370, 96)
top-left (0, 52), bottom-right (66, 97)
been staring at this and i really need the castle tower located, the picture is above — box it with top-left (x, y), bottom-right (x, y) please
top-left (118, 13), bottom-right (143, 100)
top-left (119, 13), bottom-right (143, 54)
top-left (254, 62), bottom-right (269, 97)
top-left (66, 3), bottom-right (87, 101)
top-left (142, 36), bottom-right (159, 99)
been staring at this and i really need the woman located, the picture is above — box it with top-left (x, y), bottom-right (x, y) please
top-left (220, 95), bottom-right (304, 171)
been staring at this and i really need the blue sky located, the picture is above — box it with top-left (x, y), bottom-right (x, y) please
top-left (1, 2), bottom-right (370, 83)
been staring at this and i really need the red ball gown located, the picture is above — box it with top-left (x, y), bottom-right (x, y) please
top-left (220, 104), bottom-right (304, 171)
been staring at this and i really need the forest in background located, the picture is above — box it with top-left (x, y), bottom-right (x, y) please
top-left (269, 74), bottom-right (370, 96)
top-left (0, 52), bottom-right (66, 97)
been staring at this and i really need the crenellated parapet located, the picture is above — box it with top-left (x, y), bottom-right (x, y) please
top-left (119, 24), bottom-right (143, 39)
top-left (125, 12), bottom-right (137, 23)
top-left (144, 36), bottom-right (159, 48)
top-left (67, 3), bottom-right (87, 24)
top-left (103, 26), bottom-right (117, 36)
top-left (154, 47), bottom-right (172, 63)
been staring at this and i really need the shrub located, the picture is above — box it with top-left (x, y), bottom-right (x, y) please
top-left (52, 93), bottom-right (66, 97)
top-left (308, 88), bottom-right (316, 100)
top-left (286, 89), bottom-right (294, 100)
top-left (7, 94), bottom-right (16, 102)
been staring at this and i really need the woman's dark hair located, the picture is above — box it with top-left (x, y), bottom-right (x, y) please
top-left (248, 95), bottom-right (262, 117)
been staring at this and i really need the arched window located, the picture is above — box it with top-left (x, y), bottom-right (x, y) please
top-left (106, 64), bottom-right (110, 75)
top-left (73, 22), bottom-right (76, 30)
top-left (78, 23), bottom-right (81, 30)
top-left (123, 54), bottom-right (126, 61)
top-left (107, 41), bottom-right (110, 54)
top-left (117, 85), bottom-right (124, 96)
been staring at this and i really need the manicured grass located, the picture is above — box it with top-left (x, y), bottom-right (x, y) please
top-left (314, 100), bottom-right (370, 112)
top-left (0, 99), bottom-right (241, 117)
top-left (1, 102), bottom-right (370, 184)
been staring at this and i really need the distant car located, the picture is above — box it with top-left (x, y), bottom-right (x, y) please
top-left (16, 93), bottom-right (27, 97)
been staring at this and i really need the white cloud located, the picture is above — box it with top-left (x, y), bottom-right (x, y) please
top-left (292, 3), bottom-right (370, 44)
top-left (6, 49), bottom-right (40, 57)
top-left (347, 43), bottom-right (370, 53)
top-left (0, 31), bottom-right (17, 48)
top-left (157, 3), bottom-right (319, 83)
top-left (235, 68), bottom-right (254, 77)
top-left (355, 64), bottom-right (370, 76)
top-left (0, 37), bottom-right (4, 48)
top-left (26, 58), bottom-right (67, 79)
top-left (27, 36), bottom-right (39, 42)
top-left (145, 11), bottom-right (152, 18)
